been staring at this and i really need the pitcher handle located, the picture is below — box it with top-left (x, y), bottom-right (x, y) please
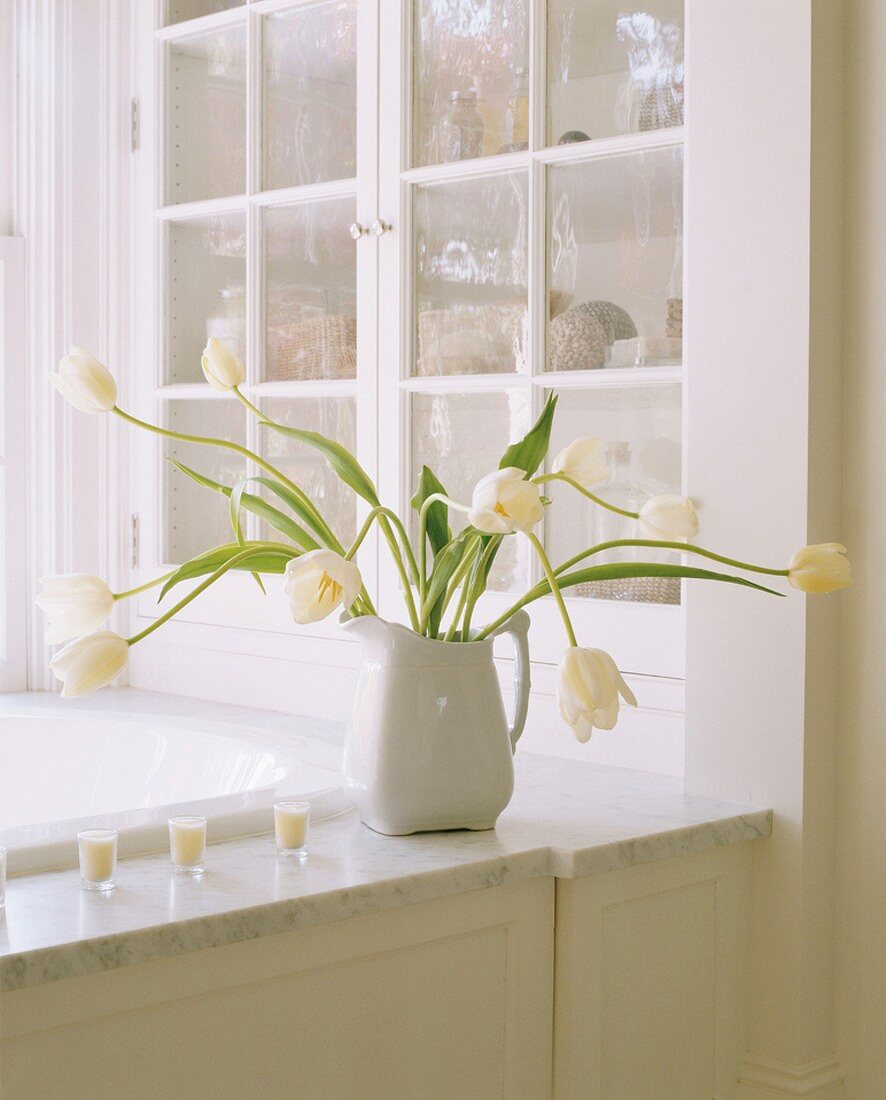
top-left (490, 609), bottom-right (531, 752)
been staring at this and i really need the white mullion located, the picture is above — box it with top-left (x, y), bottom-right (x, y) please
top-left (401, 150), bottom-right (530, 186)
top-left (532, 125), bottom-right (685, 167)
top-left (251, 378), bottom-right (359, 398)
top-left (530, 0), bottom-right (546, 154)
top-left (250, 178), bottom-right (358, 209)
top-left (535, 366), bottom-right (684, 389)
top-left (400, 373), bottom-right (526, 395)
top-left (528, 0), bottom-right (546, 593)
top-left (156, 7), bottom-right (248, 42)
top-left (156, 196), bottom-right (249, 222)
top-left (244, 6), bottom-right (261, 539)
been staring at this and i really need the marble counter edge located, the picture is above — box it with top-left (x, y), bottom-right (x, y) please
top-left (0, 808), bottom-right (771, 993)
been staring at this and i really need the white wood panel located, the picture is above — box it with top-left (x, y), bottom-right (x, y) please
top-left (2, 878), bottom-right (554, 1100)
top-left (554, 845), bottom-right (752, 1099)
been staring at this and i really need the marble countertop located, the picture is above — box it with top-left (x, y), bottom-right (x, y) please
top-left (0, 752), bottom-right (771, 993)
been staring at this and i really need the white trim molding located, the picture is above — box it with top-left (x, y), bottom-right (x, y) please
top-left (739, 1055), bottom-right (846, 1098)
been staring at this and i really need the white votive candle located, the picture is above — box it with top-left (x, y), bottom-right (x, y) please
top-left (0, 845), bottom-right (6, 910)
top-left (78, 829), bottom-right (117, 891)
top-left (169, 816), bottom-right (207, 874)
top-left (274, 801), bottom-right (310, 859)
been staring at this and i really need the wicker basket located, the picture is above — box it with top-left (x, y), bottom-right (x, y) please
top-left (272, 314), bottom-right (356, 381)
top-left (576, 576), bottom-right (681, 605)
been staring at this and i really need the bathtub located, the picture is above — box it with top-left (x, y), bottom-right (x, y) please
top-left (0, 691), bottom-right (350, 874)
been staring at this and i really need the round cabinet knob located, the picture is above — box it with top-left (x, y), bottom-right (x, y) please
top-left (349, 222), bottom-right (368, 240)
top-left (372, 219), bottom-right (392, 236)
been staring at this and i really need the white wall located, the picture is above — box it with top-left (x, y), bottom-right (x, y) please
top-left (835, 2), bottom-right (886, 1094)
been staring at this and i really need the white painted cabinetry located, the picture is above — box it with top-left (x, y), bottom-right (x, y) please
top-left (2, 845), bottom-right (755, 1099)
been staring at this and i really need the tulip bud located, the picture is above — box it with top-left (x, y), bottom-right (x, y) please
top-left (284, 550), bottom-right (362, 624)
top-left (552, 437), bottom-right (609, 488)
top-left (49, 631), bottom-right (129, 698)
top-left (50, 347), bottom-right (117, 413)
top-left (37, 574), bottom-right (115, 645)
top-left (788, 543), bottom-right (851, 594)
top-left (201, 337), bottom-right (245, 391)
top-left (468, 467), bottom-right (544, 535)
top-left (638, 495), bottom-right (699, 541)
top-left (556, 646), bottom-right (637, 743)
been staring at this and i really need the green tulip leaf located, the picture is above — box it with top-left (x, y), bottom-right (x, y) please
top-left (261, 423), bottom-right (380, 507)
top-left (527, 562), bottom-right (786, 603)
top-left (410, 465), bottom-right (451, 559)
top-left (168, 460), bottom-right (320, 551)
top-left (499, 393), bottom-right (558, 477)
top-left (229, 477), bottom-right (267, 594)
top-left (158, 543), bottom-right (296, 601)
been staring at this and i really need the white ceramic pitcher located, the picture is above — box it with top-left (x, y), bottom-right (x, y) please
top-left (341, 610), bottom-right (531, 835)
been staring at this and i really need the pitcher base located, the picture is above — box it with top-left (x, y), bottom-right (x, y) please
top-left (359, 815), bottom-right (498, 836)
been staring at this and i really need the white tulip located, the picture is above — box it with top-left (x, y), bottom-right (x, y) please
top-left (468, 467), bottom-right (544, 535)
top-left (556, 646), bottom-right (637, 743)
top-left (50, 347), bottom-right (117, 413)
top-left (638, 495), bottom-right (699, 541)
top-left (49, 631), bottom-right (129, 699)
top-left (201, 337), bottom-right (245, 391)
top-left (284, 550), bottom-right (362, 624)
top-left (788, 543), bottom-right (851, 594)
top-left (552, 437), bottom-right (609, 487)
top-left (37, 574), bottom-right (115, 644)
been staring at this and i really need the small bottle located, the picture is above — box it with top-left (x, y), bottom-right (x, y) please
top-left (443, 89), bottom-right (484, 162)
top-left (593, 443), bottom-right (650, 601)
top-left (206, 285), bottom-right (245, 362)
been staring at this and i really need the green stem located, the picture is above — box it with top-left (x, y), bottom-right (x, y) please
top-left (112, 570), bottom-right (177, 601)
top-left (534, 472), bottom-right (638, 520)
top-left (422, 533), bottom-right (481, 634)
top-left (233, 386), bottom-right (267, 421)
top-left (443, 540), bottom-right (482, 643)
top-left (460, 537), bottom-right (499, 643)
top-left (524, 532), bottom-right (578, 647)
top-left (377, 515), bottom-right (421, 633)
top-left (113, 406), bottom-right (344, 554)
top-left (418, 493), bottom-right (471, 606)
top-left (127, 546), bottom-right (296, 646)
top-left (552, 539), bottom-right (790, 580)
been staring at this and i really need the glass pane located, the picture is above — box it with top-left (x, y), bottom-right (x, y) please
top-left (163, 399), bottom-right (246, 565)
top-left (263, 2), bottom-right (358, 190)
top-left (166, 25), bottom-right (246, 205)
top-left (544, 383), bottom-right (682, 603)
top-left (410, 390), bottom-right (530, 592)
top-left (414, 173), bottom-right (528, 377)
top-left (547, 148), bottom-right (683, 373)
top-left (167, 213), bottom-right (246, 385)
top-left (414, 0), bottom-right (530, 167)
top-left (258, 397), bottom-right (357, 546)
top-left (165, 1), bottom-right (243, 26)
top-left (547, 0), bottom-right (684, 146)
top-left (263, 199), bottom-right (357, 382)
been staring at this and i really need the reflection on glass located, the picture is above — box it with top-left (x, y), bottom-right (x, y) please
top-left (163, 399), bottom-right (246, 565)
top-left (165, 0), bottom-right (243, 26)
top-left (263, 2), bottom-right (357, 190)
top-left (166, 25), bottom-right (246, 204)
top-left (547, 148), bottom-right (683, 373)
top-left (263, 200), bottom-right (357, 382)
top-left (547, 0), bottom-right (684, 145)
top-left (414, 0), bottom-right (530, 166)
top-left (544, 383), bottom-right (682, 603)
top-left (167, 213), bottom-right (246, 385)
top-left (414, 173), bottom-right (528, 377)
top-left (259, 397), bottom-right (357, 546)
top-left (411, 390), bottom-right (529, 592)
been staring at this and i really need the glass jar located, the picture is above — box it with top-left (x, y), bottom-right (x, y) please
top-left (206, 285), bottom-right (245, 361)
top-left (442, 90), bottom-right (484, 162)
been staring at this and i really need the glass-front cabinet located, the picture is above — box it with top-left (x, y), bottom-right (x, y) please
top-left (135, 0), bottom-right (685, 675)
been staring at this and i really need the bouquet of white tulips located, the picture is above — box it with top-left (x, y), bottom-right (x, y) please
top-left (41, 340), bottom-right (852, 741)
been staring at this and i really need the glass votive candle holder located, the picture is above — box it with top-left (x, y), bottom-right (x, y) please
top-left (169, 816), bottom-right (207, 875)
top-left (78, 829), bottom-right (118, 891)
top-left (274, 801), bottom-right (310, 860)
top-left (0, 845), bottom-right (7, 910)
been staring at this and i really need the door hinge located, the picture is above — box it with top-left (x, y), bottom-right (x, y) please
top-left (130, 514), bottom-right (140, 569)
top-left (130, 97), bottom-right (140, 152)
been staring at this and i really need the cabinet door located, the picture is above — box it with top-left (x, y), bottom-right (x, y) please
top-left (378, 1), bottom-right (686, 678)
top-left (130, 1), bottom-right (379, 645)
